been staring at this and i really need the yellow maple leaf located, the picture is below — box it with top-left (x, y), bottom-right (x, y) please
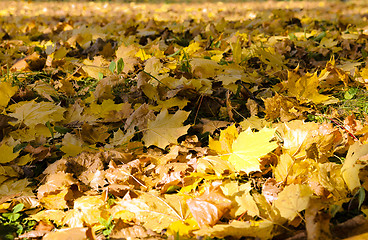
top-left (191, 58), bottom-right (223, 79)
top-left (228, 128), bottom-right (277, 174)
top-left (107, 128), bottom-right (134, 147)
top-left (40, 188), bottom-right (70, 210)
top-left (144, 56), bottom-right (163, 79)
top-left (239, 116), bottom-right (268, 131)
top-left (154, 98), bottom-right (189, 111)
top-left (135, 48), bottom-right (151, 61)
top-left (255, 46), bottom-right (285, 71)
top-left (273, 184), bottom-right (313, 221)
top-left (197, 156), bottom-right (235, 176)
top-left (71, 195), bottom-right (106, 226)
top-left (0, 179), bottom-right (33, 197)
top-left (209, 124), bottom-right (238, 157)
top-left (9, 100), bottom-right (65, 127)
top-left (82, 56), bottom-right (111, 79)
top-left (111, 192), bottom-right (185, 232)
top-left (0, 142), bottom-right (19, 163)
top-left (115, 44), bottom-right (139, 73)
top-left (142, 109), bottom-right (190, 148)
top-left (30, 210), bottom-right (66, 226)
top-left (274, 153), bottom-right (294, 183)
top-left (60, 133), bottom-right (85, 157)
top-left (341, 142), bottom-right (368, 191)
top-left (85, 99), bottom-right (125, 118)
top-left (167, 217), bottom-right (199, 237)
top-left (284, 69), bottom-right (331, 104)
top-left (0, 82), bottom-right (18, 108)
top-left (220, 181), bottom-right (259, 218)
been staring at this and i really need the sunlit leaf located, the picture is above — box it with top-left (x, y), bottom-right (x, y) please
top-left (228, 128), bottom-right (277, 174)
top-left (274, 184), bottom-right (313, 221)
top-left (142, 109), bottom-right (190, 148)
top-left (0, 82), bottom-right (18, 108)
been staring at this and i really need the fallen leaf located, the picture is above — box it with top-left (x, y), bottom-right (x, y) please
top-left (142, 109), bottom-right (190, 148)
top-left (9, 100), bottom-right (65, 127)
top-left (341, 142), bottom-right (368, 191)
top-left (228, 127), bottom-right (277, 174)
top-left (194, 220), bottom-right (273, 240)
top-left (187, 182), bottom-right (232, 227)
top-left (274, 184), bottom-right (313, 221)
top-left (0, 82), bottom-right (18, 108)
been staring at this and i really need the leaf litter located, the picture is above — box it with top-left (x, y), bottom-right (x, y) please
top-left (1, 0), bottom-right (368, 239)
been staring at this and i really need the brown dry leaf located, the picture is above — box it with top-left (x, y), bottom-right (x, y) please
top-left (37, 172), bottom-right (76, 199)
top-left (10, 52), bottom-right (45, 72)
top-left (187, 181), bottom-right (232, 227)
top-left (305, 199), bottom-right (332, 240)
top-left (262, 178), bottom-right (281, 204)
top-left (110, 221), bottom-right (163, 239)
top-left (80, 123), bottom-right (110, 144)
top-left (93, 75), bottom-right (121, 100)
top-left (23, 144), bottom-right (51, 162)
top-left (264, 93), bottom-right (306, 122)
top-left (332, 215), bottom-right (368, 239)
top-left (199, 118), bottom-right (230, 134)
top-left (124, 103), bottom-right (155, 131)
top-left (63, 100), bottom-right (97, 127)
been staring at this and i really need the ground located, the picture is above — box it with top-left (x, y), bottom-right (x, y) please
top-left (1, 1), bottom-right (368, 239)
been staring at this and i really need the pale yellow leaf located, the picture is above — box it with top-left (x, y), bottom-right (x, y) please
top-left (30, 210), bottom-right (66, 226)
top-left (82, 56), bottom-right (111, 79)
top-left (107, 128), bottom-right (134, 147)
top-left (273, 184), bottom-right (313, 221)
top-left (43, 227), bottom-right (91, 240)
top-left (194, 220), bottom-right (273, 240)
top-left (274, 153), bottom-right (294, 183)
top-left (197, 156), bottom-right (235, 176)
top-left (0, 179), bottom-right (33, 197)
top-left (341, 142), bottom-right (368, 191)
top-left (111, 192), bottom-right (185, 232)
top-left (142, 109), bottom-right (190, 148)
top-left (9, 100), bottom-right (65, 127)
top-left (228, 128), bottom-right (277, 174)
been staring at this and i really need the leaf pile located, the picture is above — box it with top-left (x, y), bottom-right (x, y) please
top-left (1, 0), bottom-right (368, 239)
